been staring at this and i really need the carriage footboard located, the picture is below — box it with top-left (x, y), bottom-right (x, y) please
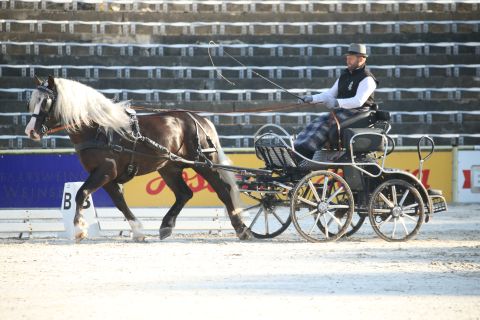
top-left (430, 195), bottom-right (447, 213)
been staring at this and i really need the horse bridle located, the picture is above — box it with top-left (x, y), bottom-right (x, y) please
top-left (31, 83), bottom-right (59, 136)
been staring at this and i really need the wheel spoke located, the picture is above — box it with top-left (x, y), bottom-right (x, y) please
top-left (272, 211), bottom-right (285, 225)
top-left (297, 196), bottom-right (317, 207)
top-left (373, 208), bottom-right (392, 213)
top-left (248, 207), bottom-right (264, 229)
top-left (308, 212), bottom-right (323, 235)
top-left (323, 214), bottom-right (329, 239)
top-left (308, 180), bottom-right (321, 202)
top-left (327, 185), bottom-right (344, 203)
top-left (400, 217), bottom-right (409, 236)
top-left (264, 208), bottom-right (269, 235)
top-left (391, 185), bottom-right (398, 205)
top-left (297, 208), bottom-right (318, 220)
top-left (321, 176), bottom-right (329, 201)
top-left (403, 203), bottom-right (419, 210)
top-left (399, 189), bottom-right (410, 206)
top-left (327, 211), bottom-right (343, 227)
top-left (242, 203), bottom-right (262, 213)
top-left (392, 218), bottom-right (397, 238)
top-left (378, 214), bottom-right (393, 228)
top-left (402, 213), bottom-right (418, 222)
top-left (328, 204), bottom-right (349, 209)
top-left (379, 192), bottom-right (395, 208)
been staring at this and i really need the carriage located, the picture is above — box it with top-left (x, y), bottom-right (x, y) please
top-left (26, 76), bottom-right (447, 242)
top-left (234, 106), bottom-right (448, 242)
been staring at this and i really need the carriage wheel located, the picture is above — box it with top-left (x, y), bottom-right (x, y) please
top-left (291, 170), bottom-right (354, 242)
top-left (243, 193), bottom-right (291, 239)
top-left (343, 213), bottom-right (366, 238)
top-left (368, 179), bottom-right (424, 242)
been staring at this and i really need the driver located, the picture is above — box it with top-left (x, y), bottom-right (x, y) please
top-left (294, 43), bottom-right (379, 159)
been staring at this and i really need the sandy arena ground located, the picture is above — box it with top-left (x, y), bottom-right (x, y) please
top-left (0, 204), bottom-right (479, 320)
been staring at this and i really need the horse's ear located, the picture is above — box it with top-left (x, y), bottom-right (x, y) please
top-left (34, 75), bottom-right (42, 86)
top-left (47, 75), bottom-right (56, 90)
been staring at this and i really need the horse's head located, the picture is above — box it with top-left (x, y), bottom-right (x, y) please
top-left (25, 75), bottom-right (61, 141)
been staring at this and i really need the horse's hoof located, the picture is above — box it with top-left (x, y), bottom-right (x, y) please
top-left (159, 227), bottom-right (173, 240)
top-left (132, 234), bottom-right (146, 242)
top-left (75, 231), bottom-right (88, 242)
top-left (237, 228), bottom-right (253, 241)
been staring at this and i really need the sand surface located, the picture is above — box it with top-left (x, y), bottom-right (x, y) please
top-left (0, 204), bottom-right (479, 320)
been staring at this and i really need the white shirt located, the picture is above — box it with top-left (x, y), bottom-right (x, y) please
top-left (311, 76), bottom-right (377, 109)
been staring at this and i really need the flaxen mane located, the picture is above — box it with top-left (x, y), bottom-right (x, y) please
top-left (52, 78), bottom-right (131, 133)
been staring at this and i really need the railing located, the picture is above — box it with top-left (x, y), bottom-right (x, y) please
top-left (1, 87), bottom-right (478, 102)
top-left (2, 41), bottom-right (479, 57)
top-left (3, 111), bottom-right (479, 148)
top-left (1, 64), bottom-right (478, 79)
top-left (2, 133), bottom-right (480, 149)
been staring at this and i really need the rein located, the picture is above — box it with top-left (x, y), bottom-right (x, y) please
top-left (45, 102), bottom-right (324, 134)
top-left (131, 101), bottom-right (322, 114)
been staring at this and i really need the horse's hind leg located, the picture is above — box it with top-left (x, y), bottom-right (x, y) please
top-left (103, 182), bottom-right (145, 242)
top-left (158, 165), bottom-right (193, 240)
top-left (193, 167), bottom-right (252, 240)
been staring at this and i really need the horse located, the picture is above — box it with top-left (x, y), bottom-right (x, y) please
top-left (25, 75), bottom-right (253, 242)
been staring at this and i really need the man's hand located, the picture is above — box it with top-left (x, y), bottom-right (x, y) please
top-left (299, 95), bottom-right (313, 103)
top-left (322, 95), bottom-right (339, 109)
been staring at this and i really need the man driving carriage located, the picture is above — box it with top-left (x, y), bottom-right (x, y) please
top-left (294, 43), bottom-right (379, 159)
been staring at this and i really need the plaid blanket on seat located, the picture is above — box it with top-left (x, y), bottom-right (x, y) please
top-left (294, 108), bottom-right (367, 157)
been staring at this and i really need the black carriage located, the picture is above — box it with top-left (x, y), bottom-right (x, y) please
top-left (236, 106), bottom-right (448, 242)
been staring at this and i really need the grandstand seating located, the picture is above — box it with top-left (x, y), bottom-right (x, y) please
top-left (0, 0), bottom-right (479, 148)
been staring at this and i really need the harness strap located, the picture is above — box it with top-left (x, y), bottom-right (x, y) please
top-left (185, 112), bottom-right (217, 154)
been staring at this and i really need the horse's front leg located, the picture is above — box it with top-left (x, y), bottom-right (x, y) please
top-left (74, 160), bottom-right (117, 241)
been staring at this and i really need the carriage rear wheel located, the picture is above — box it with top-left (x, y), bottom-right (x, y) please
top-left (291, 170), bottom-right (354, 242)
top-left (368, 179), bottom-right (424, 242)
top-left (242, 193), bottom-right (291, 239)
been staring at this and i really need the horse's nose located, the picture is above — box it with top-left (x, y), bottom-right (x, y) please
top-left (26, 129), bottom-right (40, 140)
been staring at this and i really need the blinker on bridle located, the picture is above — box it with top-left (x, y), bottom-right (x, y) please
top-left (31, 81), bottom-right (58, 135)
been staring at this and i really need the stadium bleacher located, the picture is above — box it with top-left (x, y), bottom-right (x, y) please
top-left (0, 0), bottom-right (479, 148)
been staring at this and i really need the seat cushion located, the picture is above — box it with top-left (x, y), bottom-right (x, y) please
top-left (343, 128), bottom-right (386, 152)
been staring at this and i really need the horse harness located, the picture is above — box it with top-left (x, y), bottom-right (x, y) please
top-left (73, 109), bottom-right (218, 184)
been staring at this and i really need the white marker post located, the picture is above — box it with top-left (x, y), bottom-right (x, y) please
top-left (60, 182), bottom-right (100, 239)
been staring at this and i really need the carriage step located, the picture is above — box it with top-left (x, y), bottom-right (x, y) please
top-left (427, 189), bottom-right (443, 196)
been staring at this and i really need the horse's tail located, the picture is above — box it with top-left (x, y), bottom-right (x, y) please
top-left (204, 119), bottom-right (243, 214)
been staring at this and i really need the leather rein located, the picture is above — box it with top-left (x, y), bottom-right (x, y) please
top-left (46, 101), bottom-right (325, 135)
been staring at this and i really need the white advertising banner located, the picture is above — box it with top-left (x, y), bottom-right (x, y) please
top-left (457, 151), bottom-right (480, 203)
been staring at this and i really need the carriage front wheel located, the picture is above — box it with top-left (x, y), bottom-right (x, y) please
top-left (291, 170), bottom-right (354, 242)
top-left (368, 179), bottom-right (424, 242)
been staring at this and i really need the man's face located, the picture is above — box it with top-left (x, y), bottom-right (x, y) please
top-left (346, 54), bottom-right (366, 71)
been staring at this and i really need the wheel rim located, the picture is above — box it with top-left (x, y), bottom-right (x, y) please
top-left (368, 179), bottom-right (424, 242)
top-left (291, 170), bottom-right (354, 242)
top-left (243, 193), bottom-right (291, 239)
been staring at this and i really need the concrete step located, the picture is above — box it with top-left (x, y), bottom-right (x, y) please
top-left (1, 30), bottom-right (478, 44)
top-left (0, 76), bottom-right (477, 92)
top-left (5, 121), bottom-right (477, 136)
top-left (2, 54), bottom-right (479, 68)
top-left (6, 1), bottom-right (479, 14)
top-left (2, 9), bottom-right (477, 22)
top-left (2, 99), bottom-right (479, 113)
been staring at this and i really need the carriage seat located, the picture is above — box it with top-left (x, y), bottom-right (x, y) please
top-left (327, 104), bottom-right (390, 152)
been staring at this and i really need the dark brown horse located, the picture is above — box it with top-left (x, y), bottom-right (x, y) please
top-left (25, 75), bottom-right (252, 241)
